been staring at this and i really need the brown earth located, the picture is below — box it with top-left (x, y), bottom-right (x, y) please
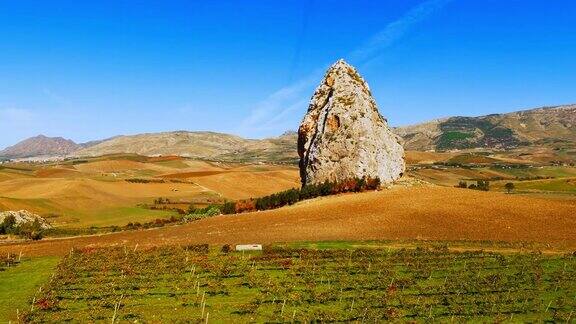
top-left (0, 158), bottom-right (301, 227)
top-left (2, 185), bottom-right (574, 257)
top-left (404, 151), bottom-right (455, 164)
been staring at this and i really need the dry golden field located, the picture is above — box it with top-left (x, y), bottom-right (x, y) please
top-left (1, 151), bottom-right (575, 256)
top-left (1, 185), bottom-right (575, 257)
top-left (0, 156), bottom-right (300, 227)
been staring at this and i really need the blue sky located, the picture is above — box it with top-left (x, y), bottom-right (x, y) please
top-left (1, 0), bottom-right (575, 148)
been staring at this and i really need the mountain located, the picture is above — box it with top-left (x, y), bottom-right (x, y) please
top-left (0, 135), bottom-right (81, 159)
top-left (74, 131), bottom-right (299, 163)
top-left (395, 104), bottom-right (576, 151)
top-left (2, 104), bottom-right (574, 161)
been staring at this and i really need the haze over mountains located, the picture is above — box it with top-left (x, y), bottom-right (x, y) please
top-left (1, 104), bottom-right (574, 161)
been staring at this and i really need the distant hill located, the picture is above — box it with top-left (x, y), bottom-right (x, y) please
top-left (2, 104), bottom-right (574, 160)
top-left (395, 104), bottom-right (576, 151)
top-left (0, 135), bottom-right (80, 159)
top-left (74, 131), bottom-right (299, 163)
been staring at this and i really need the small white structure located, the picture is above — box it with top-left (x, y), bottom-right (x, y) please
top-left (235, 244), bottom-right (262, 251)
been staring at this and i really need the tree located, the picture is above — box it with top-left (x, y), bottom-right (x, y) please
top-left (504, 182), bottom-right (515, 194)
top-left (0, 215), bottom-right (16, 234)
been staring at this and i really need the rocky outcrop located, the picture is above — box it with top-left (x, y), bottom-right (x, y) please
top-left (0, 210), bottom-right (52, 229)
top-left (298, 59), bottom-right (405, 186)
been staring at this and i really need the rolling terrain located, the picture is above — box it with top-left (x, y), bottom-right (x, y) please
top-left (1, 185), bottom-right (575, 258)
top-left (396, 104), bottom-right (576, 151)
top-left (2, 104), bottom-right (574, 161)
top-left (0, 155), bottom-right (300, 228)
top-left (1, 150), bottom-right (574, 230)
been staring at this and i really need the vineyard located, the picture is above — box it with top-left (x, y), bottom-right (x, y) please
top-left (19, 245), bottom-right (575, 322)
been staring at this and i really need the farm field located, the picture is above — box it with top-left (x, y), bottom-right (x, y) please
top-left (12, 245), bottom-right (576, 322)
top-left (1, 151), bottom-right (573, 229)
top-left (0, 255), bottom-right (60, 322)
top-left (1, 185), bottom-right (575, 258)
top-left (0, 155), bottom-right (300, 229)
top-left (492, 178), bottom-right (576, 194)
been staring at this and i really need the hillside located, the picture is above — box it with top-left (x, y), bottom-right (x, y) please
top-left (2, 185), bottom-right (575, 257)
top-left (396, 104), bottom-right (576, 151)
top-left (65, 103), bottom-right (576, 158)
top-left (2, 104), bottom-right (574, 160)
top-left (0, 135), bottom-right (80, 159)
top-left (74, 131), bottom-right (299, 163)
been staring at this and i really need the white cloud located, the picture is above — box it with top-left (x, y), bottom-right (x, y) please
top-left (235, 71), bottom-right (323, 137)
top-left (238, 0), bottom-right (453, 137)
top-left (351, 0), bottom-right (453, 63)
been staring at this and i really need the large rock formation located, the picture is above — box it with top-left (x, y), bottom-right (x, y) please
top-left (298, 59), bottom-right (405, 186)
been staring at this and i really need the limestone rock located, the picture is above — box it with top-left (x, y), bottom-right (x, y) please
top-left (298, 59), bottom-right (405, 186)
top-left (0, 210), bottom-right (52, 229)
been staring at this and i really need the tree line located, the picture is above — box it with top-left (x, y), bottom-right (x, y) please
top-left (220, 177), bottom-right (381, 215)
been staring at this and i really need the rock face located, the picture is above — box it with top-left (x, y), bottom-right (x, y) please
top-left (0, 210), bottom-right (52, 229)
top-left (298, 59), bottom-right (405, 186)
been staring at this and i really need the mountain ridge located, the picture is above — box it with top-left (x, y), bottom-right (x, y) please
top-left (1, 103), bottom-right (574, 160)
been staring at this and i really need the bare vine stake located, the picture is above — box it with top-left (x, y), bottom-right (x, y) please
top-left (111, 294), bottom-right (124, 323)
top-left (133, 244), bottom-right (138, 252)
top-left (292, 310), bottom-right (296, 322)
top-left (201, 301), bottom-right (206, 319)
top-left (31, 297), bottom-right (35, 312)
top-left (545, 301), bottom-right (552, 312)
top-left (350, 299), bottom-right (355, 312)
top-left (18, 251), bottom-right (22, 262)
top-left (281, 299), bottom-right (286, 317)
top-left (205, 312), bottom-right (209, 323)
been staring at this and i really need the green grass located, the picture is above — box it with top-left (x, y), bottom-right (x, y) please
top-left (436, 131), bottom-right (474, 149)
top-left (152, 160), bottom-right (190, 169)
top-left (490, 166), bottom-right (576, 179)
top-left (21, 245), bottom-right (576, 322)
top-left (68, 206), bottom-right (177, 228)
top-left (0, 257), bottom-right (60, 322)
top-left (512, 178), bottom-right (576, 193)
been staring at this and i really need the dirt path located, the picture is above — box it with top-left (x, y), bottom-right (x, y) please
top-left (2, 186), bottom-right (575, 257)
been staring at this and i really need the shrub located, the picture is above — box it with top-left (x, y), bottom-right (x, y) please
top-left (0, 215), bottom-right (16, 234)
top-left (14, 219), bottom-right (44, 240)
top-left (221, 202), bottom-right (236, 215)
top-left (187, 205), bottom-right (221, 216)
top-left (221, 244), bottom-right (233, 253)
top-left (235, 200), bottom-right (256, 214)
top-left (504, 182), bottom-right (515, 193)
